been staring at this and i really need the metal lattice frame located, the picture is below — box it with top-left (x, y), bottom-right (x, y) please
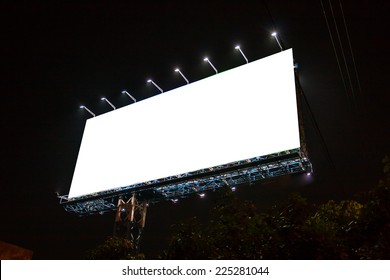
top-left (113, 193), bottom-right (148, 251)
top-left (60, 148), bottom-right (312, 216)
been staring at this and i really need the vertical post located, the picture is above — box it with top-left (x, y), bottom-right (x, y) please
top-left (140, 201), bottom-right (148, 228)
top-left (130, 193), bottom-right (136, 222)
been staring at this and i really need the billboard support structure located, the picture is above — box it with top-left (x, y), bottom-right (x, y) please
top-left (113, 193), bottom-right (148, 251)
top-left (295, 71), bottom-right (309, 157)
top-left (59, 148), bottom-right (312, 215)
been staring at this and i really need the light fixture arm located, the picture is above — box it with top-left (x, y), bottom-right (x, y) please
top-left (148, 80), bottom-right (164, 93)
top-left (272, 32), bottom-right (283, 51)
top-left (102, 98), bottom-right (116, 110)
top-left (122, 90), bottom-right (137, 103)
top-left (80, 106), bottom-right (96, 117)
top-left (238, 48), bottom-right (248, 63)
top-left (204, 58), bottom-right (218, 74)
top-left (175, 69), bottom-right (189, 84)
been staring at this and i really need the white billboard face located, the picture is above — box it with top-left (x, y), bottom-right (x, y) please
top-left (69, 49), bottom-right (300, 198)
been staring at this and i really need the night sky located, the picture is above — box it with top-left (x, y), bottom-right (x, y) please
top-left (1, 1), bottom-right (388, 259)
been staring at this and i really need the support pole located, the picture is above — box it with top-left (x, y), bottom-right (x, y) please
top-left (114, 193), bottom-right (148, 251)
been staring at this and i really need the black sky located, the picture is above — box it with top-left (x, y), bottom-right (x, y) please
top-left (1, 1), bottom-right (389, 259)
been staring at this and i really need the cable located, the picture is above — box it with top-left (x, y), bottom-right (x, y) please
top-left (328, 0), bottom-right (357, 109)
top-left (262, 0), bottom-right (277, 32)
top-left (338, 1), bottom-right (374, 163)
top-left (319, 0), bottom-right (351, 109)
top-left (295, 71), bottom-right (336, 170)
top-left (339, 0), bottom-right (363, 100)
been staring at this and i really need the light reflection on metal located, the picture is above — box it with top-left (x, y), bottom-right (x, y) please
top-left (80, 105), bottom-right (96, 117)
top-left (203, 57), bottom-right (218, 74)
top-left (174, 68), bottom-right (189, 84)
top-left (271, 32), bottom-right (283, 51)
top-left (235, 45), bottom-right (248, 64)
top-left (147, 79), bottom-right (164, 93)
top-left (101, 97), bottom-right (116, 110)
top-left (60, 148), bottom-right (312, 216)
top-left (122, 90), bottom-right (137, 103)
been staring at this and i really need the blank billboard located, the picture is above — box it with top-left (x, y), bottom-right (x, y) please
top-left (68, 49), bottom-right (300, 198)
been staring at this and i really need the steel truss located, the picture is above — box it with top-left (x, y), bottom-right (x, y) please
top-left (60, 148), bottom-right (312, 216)
top-left (113, 193), bottom-right (148, 251)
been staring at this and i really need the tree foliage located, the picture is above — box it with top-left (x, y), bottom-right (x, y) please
top-left (352, 155), bottom-right (390, 259)
top-left (163, 157), bottom-right (390, 259)
top-left (86, 236), bottom-right (144, 260)
top-left (86, 157), bottom-right (390, 259)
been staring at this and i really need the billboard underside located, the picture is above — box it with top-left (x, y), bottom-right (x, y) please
top-left (68, 49), bottom-right (300, 198)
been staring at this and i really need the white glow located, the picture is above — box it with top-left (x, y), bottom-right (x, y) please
top-left (101, 97), bottom-right (105, 100)
top-left (203, 57), bottom-right (208, 61)
top-left (272, 32), bottom-right (277, 36)
top-left (147, 79), bottom-right (152, 83)
top-left (175, 68), bottom-right (179, 72)
top-left (69, 49), bottom-right (300, 198)
top-left (80, 106), bottom-right (84, 109)
top-left (235, 45), bottom-right (240, 49)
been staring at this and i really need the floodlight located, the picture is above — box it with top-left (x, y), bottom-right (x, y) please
top-left (122, 90), bottom-right (136, 103)
top-left (80, 105), bottom-right (95, 117)
top-left (234, 45), bottom-right (248, 64)
top-left (203, 57), bottom-right (218, 74)
top-left (199, 193), bottom-right (206, 198)
top-left (101, 97), bottom-right (116, 110)
top-left (174, 68), bottom-right (189, 84)
top-left (147, 79), bottom-right (164, 93)
top-left (271, 31), bottom-right (283, 51)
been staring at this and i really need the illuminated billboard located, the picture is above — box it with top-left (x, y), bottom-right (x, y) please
top-left (68, 49), bottom-right (300, 198)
